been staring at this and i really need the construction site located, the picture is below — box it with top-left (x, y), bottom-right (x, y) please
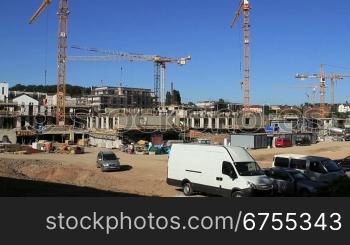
top-left (0, 0), bottom-right (349, 196)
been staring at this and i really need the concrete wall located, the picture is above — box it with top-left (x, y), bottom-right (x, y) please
top-left (0, 129), bottom-right (16, 143)
top-left (89, 137), bottom-right (122, 149)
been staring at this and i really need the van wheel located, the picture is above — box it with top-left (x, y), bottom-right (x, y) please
top-left (183, 182), bottom-right (193, 196)
top-left (231, 191), bottom-right (244, 198)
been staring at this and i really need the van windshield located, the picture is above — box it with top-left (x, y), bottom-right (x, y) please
top-left (234, 162), bottom-right (264, 176)
top-left (322, 159), bottom-right (341, 172)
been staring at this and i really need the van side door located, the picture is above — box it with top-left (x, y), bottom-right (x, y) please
top-left (218, 161), bottom-right (238, 197)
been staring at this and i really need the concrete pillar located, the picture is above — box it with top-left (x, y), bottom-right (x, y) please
top-left (90, 117), bottom-right (94, 129)
top-left (86, 117), bottom-right (90, 129)
top-left (70, 131), bottom-right (75, 142)
top-left (112, 117), bottom-right (116, 129)
top-left (200, 118), bottom-right (204, 128)
top-left (106, 117), bottom-right (110, 129)
top-left (95, 117), bottom-right (99, 128)
top-left (191, 118), bottom-right (195, 128)
top-left (215, 118), bottom-right (220, 129)
top-left (101, 117), bottom-right (105, 129)
top-left (225, 118), bottom-right (229, 129)
top-left (208, 117), bottom-right (213, 129)
top-left (16, 118), bottom-right (21, 129)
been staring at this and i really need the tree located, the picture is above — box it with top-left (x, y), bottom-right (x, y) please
top-left (165, 91), bottom-right (172, 105)
top-left (173, 90), bottom-right (181, 105)
top-left (165, 90), bottom-right (182, 105)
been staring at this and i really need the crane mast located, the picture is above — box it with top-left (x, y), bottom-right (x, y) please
top-left (30, 0), bottom-right (69, 126)
top-left (243, 0), bottom-right (250, 108)
top-left (231, 0), bottom-right (251, 108)
top-left (57, 0), bottom-right (69, 125)
top-left (319, 64), bottom-right (326, 113)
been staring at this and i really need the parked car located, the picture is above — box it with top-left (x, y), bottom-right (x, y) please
top-left (96, 151), bottom-right (120, 172)
top-left (264, 168), bottom-right (330, 196)
top-left (335, 156), bottom-right (350, 172)
top-left (295, 136), bottom-right (311, 146)
top-left (275, 138), bottom-right (292, 147)
top-left (272, 154), bottom-right (347, 184)
top-left (167, 144), bottom-right (273, 197)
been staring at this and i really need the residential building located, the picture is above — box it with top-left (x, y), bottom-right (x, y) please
top-left (13, 94), bottom-right (39, 115)
top-left (0, 82), bottom-right (9, 102)
top-left (338, 104), bottom-right (350, 113)
top-left (87, 86), bottom-right (155, 110)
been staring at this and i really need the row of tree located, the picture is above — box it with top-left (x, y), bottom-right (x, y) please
top-left (10, 84), bottom-right (91, 97)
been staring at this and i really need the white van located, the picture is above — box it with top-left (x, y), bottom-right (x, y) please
top-left (167, 144), bottom-right (273, 197)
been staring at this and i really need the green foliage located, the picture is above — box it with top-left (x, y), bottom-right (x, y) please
top-left (165, 90), bottom-right (182, 105)
top-left (10, 84), bottom-right (90, 97)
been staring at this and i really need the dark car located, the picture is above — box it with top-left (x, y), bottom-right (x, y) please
top-left (96, 151), bottom-right (120, 172)
top-left (265, 168), bottom-right (330, 196)
top-left (335, 156), bottom-right (350, 172)
top-left (295, 136), bottom-right (311, 146)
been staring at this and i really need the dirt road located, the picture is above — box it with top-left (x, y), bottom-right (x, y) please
top-left (0, 142), bottom-right (349, 197)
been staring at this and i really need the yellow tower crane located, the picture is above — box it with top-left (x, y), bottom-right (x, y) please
top-left (29, 0), bottom-right (69, 126)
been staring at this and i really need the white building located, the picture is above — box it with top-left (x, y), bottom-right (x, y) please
top-left (13, 94), bottom-right (39, 115)
top-left (338, 104), bottom-right (350, 113)
top-left (0, 82), bottom-right (9, 102)
top-left (45, 94), bottom-right (77, 107)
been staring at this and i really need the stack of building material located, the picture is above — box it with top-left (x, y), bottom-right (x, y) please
top-left (78, 139), bottom-right (89, 147)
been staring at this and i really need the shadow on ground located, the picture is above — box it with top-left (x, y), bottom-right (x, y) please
top-left (0, 177), bottom-right (144, 197)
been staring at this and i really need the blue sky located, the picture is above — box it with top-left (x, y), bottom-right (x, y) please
top-left (1, 0), bottom-right (349, 104)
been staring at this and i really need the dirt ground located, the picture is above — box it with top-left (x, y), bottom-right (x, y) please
top-left (0, 141), bottom-right (349, 197)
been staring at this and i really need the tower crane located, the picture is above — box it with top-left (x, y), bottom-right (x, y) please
top-left (29, 0), bottom-right (69, 126)
top-left (296, 64), bottom-right (327, 113)
top-left (296, 65), bottom-right (350, 111)
top-left (231, 0), bottom-right (251, 108)
top-left (69, 46), bottom-right (191, 107)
